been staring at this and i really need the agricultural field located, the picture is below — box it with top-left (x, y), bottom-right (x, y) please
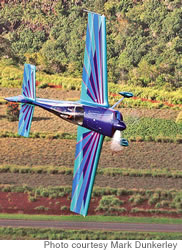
top-left (1, 0), bottom-right (182, 240)
top-left (0, 83), bottom-right (182, 239)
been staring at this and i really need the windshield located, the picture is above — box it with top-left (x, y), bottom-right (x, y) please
top-left (115, 110), bottom-right (123, 121)
top-left (53, 105), bottom-right (84, 125)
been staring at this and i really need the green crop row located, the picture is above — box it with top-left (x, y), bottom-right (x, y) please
top-left (0, 184), bottom-right (177, 197)
top-left (0, 129), bottom-right (181, 143)
top-left (0, 164), bottom-right (73, 175)
top-left (0, 131), bottom-right (76, 140)
top-left (0, 227), bottom-right (181, 240)
top-left (0, 185), bottom-right (71, 199)
top-left (1, 164), bottom-right (182, 179)
top-left (130, 208), bottom-right (182, 215)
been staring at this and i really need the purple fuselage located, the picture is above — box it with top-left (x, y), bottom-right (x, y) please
top-left (4, 95), bottom-right (126, 137)
top-left (48, 102), bottom-right (126, 137)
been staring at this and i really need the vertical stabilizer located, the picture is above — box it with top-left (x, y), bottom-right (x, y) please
top-left (18, 64), bottom-right (36, 137)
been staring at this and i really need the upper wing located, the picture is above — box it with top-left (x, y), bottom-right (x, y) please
top-left (81, 12), bottom-right (109, 107)
top-left (70, 126), bottom-right (104, 216)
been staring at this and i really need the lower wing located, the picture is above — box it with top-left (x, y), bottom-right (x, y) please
top-left (70, 126), bottom-right (104, 216)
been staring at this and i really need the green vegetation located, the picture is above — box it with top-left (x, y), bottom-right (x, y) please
top-left (0, 213), bottom-right (182, 225)
top-left (129, 194), bottom-right (146, 205)
top-left (1, 0), bottom-right (182, 91)
top-left (96, 195), bottom-right (126, 215)
top-left (34, 206), bottom-right (49, 211)
top-left (0, 227), bottom-right (182, 240)
top-left (124, 116), bottom-right (182, 142)
top-left (1, 63), bottom-right (182, 108)
top-left (0, 185), bottom-right (71, 199)
top-left (0, 130), bottom-right (77, 140)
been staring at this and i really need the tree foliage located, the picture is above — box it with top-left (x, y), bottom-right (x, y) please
top-left (0, 0), bottom-right (182, 89)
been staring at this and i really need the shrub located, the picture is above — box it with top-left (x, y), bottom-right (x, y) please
top-left (28, 196), bottom-right (37, 202)
top-left (96, 195), bottom-right (124, 213)
top-left (117, 188), bottom-right (128, 196)
top-left (148, 193), bottom-right (160, 205)
top-left (2, 186), bottom-right (11, 192)
top-left (129, 194), bottom-right (146, 205)
top-left (34, 206), bottom-right (49, 211)
top-left (60, 206), bottom-right (68, 211)
top-left (6, 102), bottom-right (19, 121)
top-left (155, 201), bottom-right (169, 209)
top-left (41, 191), bottom-right (49, 197)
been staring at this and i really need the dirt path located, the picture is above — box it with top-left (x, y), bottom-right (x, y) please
top-left (0, 219), bottom-right (182, 232)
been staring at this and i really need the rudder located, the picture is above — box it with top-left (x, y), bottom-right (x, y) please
top-left (18, 64), bottom-right (36, 137)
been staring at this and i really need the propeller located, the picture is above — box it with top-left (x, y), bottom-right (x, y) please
top-left (111, 130), bottom-right (123, 152)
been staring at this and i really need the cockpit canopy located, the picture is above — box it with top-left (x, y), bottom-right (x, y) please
top-left (52, 105), bottom-right (84, 125)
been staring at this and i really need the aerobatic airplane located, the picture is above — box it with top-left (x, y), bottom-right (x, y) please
top-left (5, 11), bottom-right (133, 216)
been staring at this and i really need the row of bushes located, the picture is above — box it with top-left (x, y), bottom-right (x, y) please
top-left (129, 192), bottom-right (182, 211)
top-left (0, 184), bottom-right (179, 198)
top-left (0, 185), bottom-right (71, 199)
top-left (130, 208), bottom-right (182, 215)
top-left (95, 192), bottom-right (182, 215)
top-left (0, 131), bottom-right (76, 140)
top-left (0, 130), bottom-right (181, 144)
top-left (0, 227), bottom-right (181, 240)
top-left (33, 205), bottom-right (69, 211)
top-left (1, 164), bottom-right (182, 179)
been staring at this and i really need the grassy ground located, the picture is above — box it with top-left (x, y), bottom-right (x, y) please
top-left (1, 213), bottom-right (182, 224)
top-left (0, 226), bottom-right (182, 240)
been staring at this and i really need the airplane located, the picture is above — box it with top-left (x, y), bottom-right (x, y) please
top-left (5, 11), bottom-right (133, 216)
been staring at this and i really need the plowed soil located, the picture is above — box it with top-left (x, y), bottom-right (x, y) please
top-left (0, 138), bottom-right (181, 170)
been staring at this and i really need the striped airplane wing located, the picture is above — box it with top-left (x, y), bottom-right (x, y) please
top-left (81, 12), bottom-right (109, 107)
top-left (70, 126), bottom-right (104, 216)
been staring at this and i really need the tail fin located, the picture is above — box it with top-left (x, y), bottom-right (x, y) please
top-left (18, 64), bottom-right (36, 137)
top-left (22, 64), bottom-right (36, 100)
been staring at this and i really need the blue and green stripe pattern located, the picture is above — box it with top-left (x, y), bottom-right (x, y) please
top-left (81, 12), bottom-right (109, 107)
top-left (70, 126), bottom-right (104, 216)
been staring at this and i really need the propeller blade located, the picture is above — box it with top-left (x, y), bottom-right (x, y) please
top-left (111, 130), bottom-right (122, 151)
